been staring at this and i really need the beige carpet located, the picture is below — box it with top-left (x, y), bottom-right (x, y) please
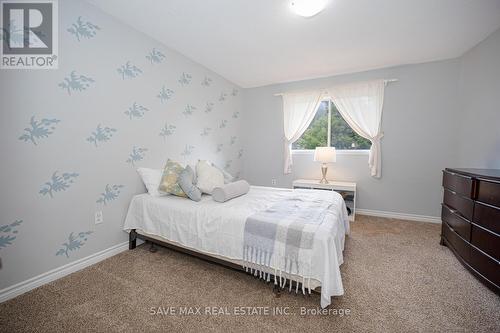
top-left (1, 216), bottom-right (499, 332)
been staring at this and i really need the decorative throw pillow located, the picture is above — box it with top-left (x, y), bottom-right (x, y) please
top-left (188, 164), bottom-right (197, 184)
top-left (222, 169), bottom-right (235, 183)
top-left (158, 159), bottom-right (187, 197)
top-left (201, 160), bottom-right (235, 184)
top-left (215, 164), bottom-right (235, 184)
top-left (178, 166), bottom-right (202, 201)
top-left (137, 168), bottom-right (164, 197)
top-left (196, 160), bottom-right (224, 194)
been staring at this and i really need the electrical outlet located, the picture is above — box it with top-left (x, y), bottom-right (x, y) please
top-left (95, 211), bottom-right (103, 224)
top-left (271, 179), bottom-right (277, 186)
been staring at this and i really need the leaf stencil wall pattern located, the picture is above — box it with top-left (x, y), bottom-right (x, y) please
top-left (0, 220), bottom-right (23, 250)
top-left (219, 92), bottom-right (227, 102)
top-left (59, 71), bottom-right (94, 95)
top-left (205, 102), bottom-right (214, 113)
top-left (96, 185), bottom-right (125, 205)
top-left (117, 61), bottom-right (142, 79)
top-left (19, 116), bottom-right (60, 145)
top-left (2, 0), bottom-right (243, 291)
top-left (1, 20), bottom-right (23, 44)
top-left (200, 127), bottom-right (211, 136)
top-left (146, 48), bottom-right (166, 64)
top-left (39, 172), bottom-right (79, 198)
top-left (178, 72), bottom-right (192, 86)
top-left (56, 231), bottom-right (93, 258)
top-left (67, 16), bottom-right (100, 41)
top-left (183, 104), bottom-right (196, 117)
top-left (181, 145), bottom-right (195, 157)
top-left (86, 125), bottom-right (117, 147)
top-left (124, 103), bottom-right (149, 120)
top-left (157, 85), bottom-right (174, 103)
top-left (201, 76), bottom-right (212, 87)
top-left (159, 123), bottom-right (176, 140)
top-left (126, 146), bottom-right (148, 166)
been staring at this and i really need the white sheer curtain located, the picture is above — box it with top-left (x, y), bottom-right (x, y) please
top-left (329, 79), bottom-right (385, 178)
top-left (282, 91), bottom-right (324, 174)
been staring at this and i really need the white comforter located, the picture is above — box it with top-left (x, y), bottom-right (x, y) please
top-left (123, 186), bottom-right (349, 308)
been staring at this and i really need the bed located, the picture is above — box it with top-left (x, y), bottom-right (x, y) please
top-left (123, 186), bottom-right (349, 308)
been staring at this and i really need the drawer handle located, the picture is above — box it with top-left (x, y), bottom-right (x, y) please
top-left (444, 221), bottom-right (456, 233)
top-left (442, 204), bottom-right (469, 221)
top-left (446, 189), bottom-right (457, 195)
top-left (443, 204), bottom-right (457, 214)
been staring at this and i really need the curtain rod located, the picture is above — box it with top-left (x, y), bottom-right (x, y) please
top-left (273, 79), bottom-right (399, 96)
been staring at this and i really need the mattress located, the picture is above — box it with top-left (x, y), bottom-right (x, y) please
top-left (123, 186), bottom-right (349, 308)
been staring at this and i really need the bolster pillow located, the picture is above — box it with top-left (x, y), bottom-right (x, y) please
top-left (212, 180), bottom-right (250, 203)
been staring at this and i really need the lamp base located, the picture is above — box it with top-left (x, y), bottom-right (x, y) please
top-left (320, 163), bottom-right (329, 184)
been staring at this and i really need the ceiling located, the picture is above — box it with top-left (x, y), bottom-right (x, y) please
top-left (86, 0), bottom-right (500, 88)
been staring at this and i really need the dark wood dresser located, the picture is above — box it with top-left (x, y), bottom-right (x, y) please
top-left (441, 168), bottom-right (500, 293)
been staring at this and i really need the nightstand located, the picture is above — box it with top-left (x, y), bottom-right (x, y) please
top-left (292, 179), bottom-right (357, 221)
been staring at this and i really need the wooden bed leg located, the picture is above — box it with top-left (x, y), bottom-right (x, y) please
top-left (273, 284), bottom-right (281, 298)
top-left (149, 241), bottom-right (158, 253)
top-left (129, 229), bottom-right (137, 250)
top-left (439, 236), bottom-right (446, 246)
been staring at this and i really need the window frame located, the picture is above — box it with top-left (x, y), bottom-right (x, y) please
top-left (292, 148), bottom-right (370, 156)
top-left (292, 98), bottom-right (370, 154)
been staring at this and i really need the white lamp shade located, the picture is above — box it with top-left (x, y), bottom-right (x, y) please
top-left (314, 147), bottom-right (336, 163)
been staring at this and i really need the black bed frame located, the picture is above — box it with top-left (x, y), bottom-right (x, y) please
top-left (129, 229), bottom-right (320, 295)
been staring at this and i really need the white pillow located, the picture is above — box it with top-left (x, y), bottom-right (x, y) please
top-left (202, 160), bottom-right (234, 183)
top-left (137, 168), bottom-right (164, 197)
top-left (213, 163), bottom-right (234, 184)
top-left (196, 160), bottom-right (224, 194)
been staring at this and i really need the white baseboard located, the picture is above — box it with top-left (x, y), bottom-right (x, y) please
top-left (0, 241), bottom-right (129, 303)
top-left (357, 209), bottom-right (441, 224)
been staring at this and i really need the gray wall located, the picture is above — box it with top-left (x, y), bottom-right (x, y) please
top-left (0, 0), bottom-right (242, 290)
top-left (241, 60), bottom-right (462, 217)
top-left (457, 28), bottom-right (500, 168)
top-left (241, 28), bottom-right (500, 217)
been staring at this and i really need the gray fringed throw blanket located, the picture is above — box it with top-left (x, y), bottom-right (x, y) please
top-left (243, 192), bottom-right (332, 293)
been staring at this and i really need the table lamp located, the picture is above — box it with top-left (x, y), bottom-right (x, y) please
top-left (314, 147), bottom-right (336, 184)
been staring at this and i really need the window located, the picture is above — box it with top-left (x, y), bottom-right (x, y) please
top-left (292, 100), bottom-right (371, 150)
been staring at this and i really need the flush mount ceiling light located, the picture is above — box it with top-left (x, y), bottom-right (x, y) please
top-left (290, 0), bottom-right (328, 18)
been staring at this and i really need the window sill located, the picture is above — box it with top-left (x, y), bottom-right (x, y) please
top-left (292, 149), bottom-right (369, 156)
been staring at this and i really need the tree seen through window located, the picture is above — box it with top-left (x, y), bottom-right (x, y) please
top-left (292, 100), bottom-right (371, 150)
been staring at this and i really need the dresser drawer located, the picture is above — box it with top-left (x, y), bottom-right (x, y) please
top-left (443, 189), bottom-right (474, 220)
top-left (470, 247), bottom-right (500, 288)
top-left (477, 179), bottom-right (500, 207)
top-left (442, 170), bottom-right (474, 198)
top-left (471, 225), bottom-right (500, 260)
top-left (441, 204), bottom-right (471, 241)
top-left (442, 221), bottom-right (470, 262)
top-left (473, 202), bottom-right (500, 234)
